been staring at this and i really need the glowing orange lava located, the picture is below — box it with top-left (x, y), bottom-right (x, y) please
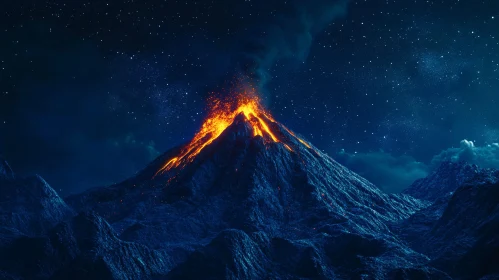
top-left (154, 91), bottom-right (312, 177)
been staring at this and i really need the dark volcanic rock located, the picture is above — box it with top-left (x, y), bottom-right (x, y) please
top-left (394, 195), bottom-right (449, 248)
top-left (53, 212), bottom-right (173, 280)
top-left (65, 114), bottom-right (436, 279)
top-left (166, 229), bottom-right (450, 280)
top-left (0, 163), bottom-right (173, 280)
top-left (167, 229), bottom-right (269, 280)
top-left (397, 162), bottom-right (498, 247)
top-left (5, 114), bottom-right (498, 279)
top-left (0, 172), bottom-right (73, 236)
top-left (395, 161), bottom-right (499, 279)
top-left (424, 180), bottom-right (499, 279)
top-left (403, 161), bottom-right (498, 202)
top-left (0, 212), bottom-right (172, 280)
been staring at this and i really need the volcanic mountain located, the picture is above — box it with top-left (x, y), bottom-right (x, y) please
top-left (3, 93), bottom-right (497, 279)
top-left (63, 93), bottom-right (442, 279)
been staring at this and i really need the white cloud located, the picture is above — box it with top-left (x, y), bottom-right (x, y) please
top-left (336, 139), bottom-right (499, 193)
top-left (431, 139), bottom-right (499, 169)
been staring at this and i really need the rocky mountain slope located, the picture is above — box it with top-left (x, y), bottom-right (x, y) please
top-left (0, 158), bottom-right (73, 238)
top-left (402, 161), bottom-right (495, 202)
top-left (65, 113), bottom-right (438, 279)
top-left (396, 161), bottom-right (499, 279)
top-left (0, 159), bottom-right (172, 280)
top-left (1, 114), bottom-right (498, 279)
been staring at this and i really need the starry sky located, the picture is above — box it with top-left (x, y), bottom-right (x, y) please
top-left (1, 0), bottom-right (498, 194)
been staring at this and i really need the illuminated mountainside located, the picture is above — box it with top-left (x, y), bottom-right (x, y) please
top-left (64, 93), bottom-right (447, 279)
top-left (154, 92), bottom-right (304, 176)
top-left (4, 94), bottom-right (498, 279)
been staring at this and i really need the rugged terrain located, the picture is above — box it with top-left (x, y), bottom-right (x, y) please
top-left (1, 114), bottom-right (498, 279)
top-left (398, 161), bottom-right (499, 279)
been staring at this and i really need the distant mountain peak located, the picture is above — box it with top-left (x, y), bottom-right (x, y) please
top-left (0, 164), bottom-right (73, 236)
top-left (434, 160), bottom-right (478, 173)
top-left (0, 157), bottom-right (14, 179)
top-left (403, 160), bottom-right (498, 201)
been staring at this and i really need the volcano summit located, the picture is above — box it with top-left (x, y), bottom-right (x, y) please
top-left (0, 93), bottom-right (498, 279)
top-left (153, 92), bottom-right (300, 176)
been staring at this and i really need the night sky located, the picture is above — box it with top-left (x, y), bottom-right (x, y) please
top-left (1, 0), bottom-right (498, 194)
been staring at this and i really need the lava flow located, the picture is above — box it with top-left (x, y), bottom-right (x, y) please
top-left (154, 92), bottom-right (312, 177)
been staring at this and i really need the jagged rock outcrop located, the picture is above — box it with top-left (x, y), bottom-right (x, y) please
top-left (403, 161), bottom-right (498, 202)
top-left (424, 179), bottom-right (499, 279)
top-left (396, 161), bottom-right (499, 279)
top-left (0, 212), bottom-right (173, 280)
top-left (0, 168), bottom-right (73, 236)
top-left (166, 228), bottom-right (451, 280)
top-left (0, 163), bottom-right (174, 280)
top-left (397, 162), bottom-right (498, 245)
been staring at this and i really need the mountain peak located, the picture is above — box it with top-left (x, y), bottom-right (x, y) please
top-left (403, 160), bottom-right (498, 201)
top-left (152, 92), bottom-right (312, 177)
top-left (0, 157), bottom-right (14, 179)
top-left (224, 112), bottom-right (263, 139)
top-left (0, 170), bottom-right (73, 235)
top-left (434, 160), bottom-right (478, 173)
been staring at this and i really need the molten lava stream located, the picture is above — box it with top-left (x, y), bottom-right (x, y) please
top-left (154, 93), bottom-right (309, 177)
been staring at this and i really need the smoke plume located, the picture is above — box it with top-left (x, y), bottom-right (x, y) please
top-left (236, 0), bottom-right (350, 92)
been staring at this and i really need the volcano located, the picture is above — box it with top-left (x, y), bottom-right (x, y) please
top-left (64, 93), bottom-right (438, 279)
top-left (1, 93), bottom-right (497, 279)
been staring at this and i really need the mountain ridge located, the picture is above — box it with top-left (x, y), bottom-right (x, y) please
top-left (1, 113), bottom-right (497, 279)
